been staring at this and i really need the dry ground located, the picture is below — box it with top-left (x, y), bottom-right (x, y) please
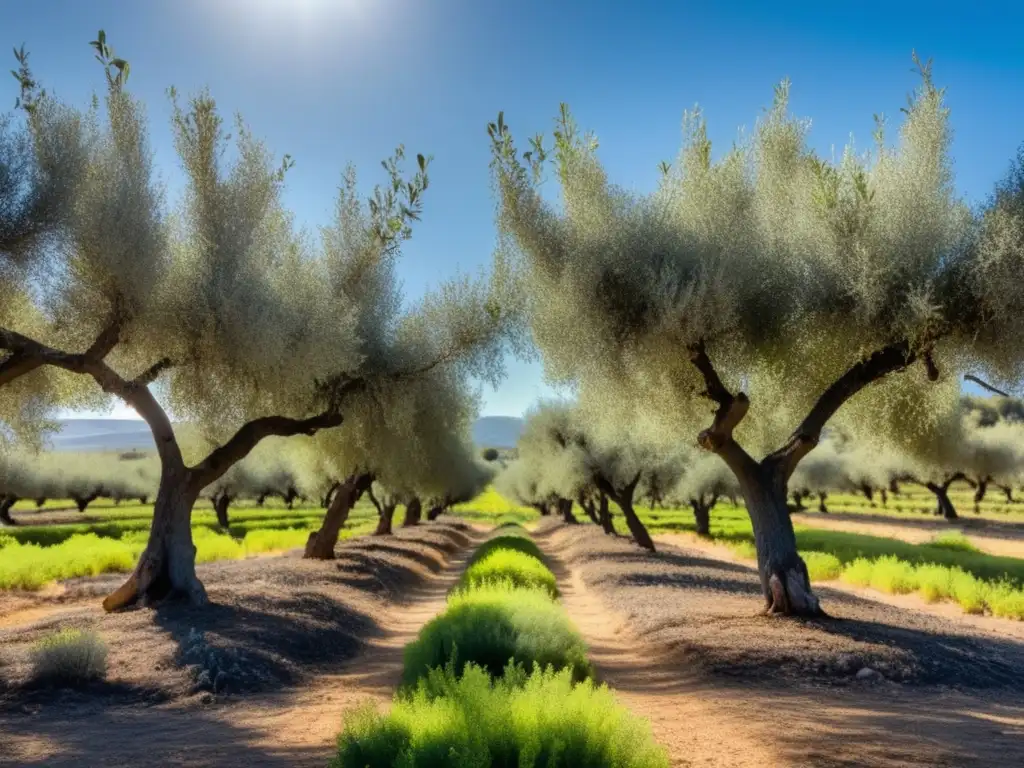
top-left (0, 519), bottom-right (483, 767)
top-left (533, 519), bottom-right (1024, 768)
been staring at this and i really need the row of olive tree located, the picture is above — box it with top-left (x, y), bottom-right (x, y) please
top-left (489, 56), bottom-right (1024, 615)
top-left (0, 33), bottom-right (516, 610)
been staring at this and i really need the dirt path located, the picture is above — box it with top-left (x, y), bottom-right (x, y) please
top-left (556, 567), bottom-right (778, 768)
top-left (538, 523), bottom-right (1024, 768)
top-left (0, 543), bottom-right (473, 768)
top-left (656, 533), bottom-right (1024, 643)
top-left (791, 511), bottom-right (1024, 559)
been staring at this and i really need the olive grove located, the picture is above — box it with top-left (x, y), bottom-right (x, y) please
top-left (488, 59), bottom-right (1024, 615)
top-left (0, 33), bottom-right (515, 609)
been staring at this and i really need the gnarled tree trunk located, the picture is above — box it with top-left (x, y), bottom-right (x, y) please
top-left (557, 497), bottom-right (578, 524)
top-left (879, 488), bottom-right (888, 507)
top-left (689, 493), bottom-right (717, 537)
top-left (375, 503), bottom-right (397, 535)
top-left (737, 467), bottom-right (820, 616)
top-left (426, 503), bottom-right (444, 521)
top-left (598, 492), bottom-right (614, 534)
top-left (304, 473), bottom-right (371, 559)
top-left (924, 473), bottom-right (964, 521)
top-left (34, 497), bottom-right (46, 508)
top-left (889, 478), bottom-right (901, 496)
top-left (214, 493), bottom-right (232, 528)
top-left (322, 481), bottom-right (341, 509)
top-left (597, 473), bottom-right (654, 551)
top-left (860, 483), bottom-right (875, 506)
top-left (998, 484), bottom-right (1015, 503)
top-left (973, 476), bottom-right (990, 514)
top-left (0, 495), bottom-right (17, 526)
top-left (402, 497), bottom-right (422, 527)
top-left (73, 493), bottom-right (99, 513)
top-left (103, 456), bottom-right (206, 612)
top-left (578, 493), bottom-right (599, 524)
top-left (817, 492), bottom-right (828, 514)
top-left (790, 489), bottom-right (806, 510)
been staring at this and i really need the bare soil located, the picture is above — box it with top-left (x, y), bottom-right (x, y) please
top-left (0, 519), bottom-right (482, 767)
top-left (534, 520), bottom-right (1024, 768)
top-left (791, 509), bottom-right (1024, 559)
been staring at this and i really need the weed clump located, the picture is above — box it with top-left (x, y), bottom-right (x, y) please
top-left (402, 582), bottom-right (591, 687)
top-left (334, 662), bottom-right (669, 768)
top-left (461, 549), bottom-right (558, 598)
top-left (30, 629), bottom-right (108, 685)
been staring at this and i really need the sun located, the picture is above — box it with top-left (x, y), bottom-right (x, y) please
top-left (202, 0), bottom-right (377, 46)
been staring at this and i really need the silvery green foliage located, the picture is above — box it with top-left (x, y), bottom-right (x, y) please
top-left (668, 450), bottom-right (739, 506)
top-left (789, 435), bottom-right (851, 495)
top-left (0, 450), bottom-right (158, 502)
top-left (489, 62), bottom-right (1024, 461)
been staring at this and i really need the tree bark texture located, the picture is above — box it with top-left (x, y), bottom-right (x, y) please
top-left (925, 476), bottom-right (962, 521)
top-left (0, 495), bottom-right (17, 526)
top-left (214, 493), bottom-right (232, 528)
top-left (375, 503), bottom-right (397, 535)
top-left (557, 497), bottom-right (578, 524)
top-left (304, 473), bottom-right (372, 559)
top-left (598, 492), bottom-right (614, 535)
top-left (402, 497), bottom-right (422, 527)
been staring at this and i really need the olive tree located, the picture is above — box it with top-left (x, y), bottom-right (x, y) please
top-left (489, 58), bottom-right (1024, 615)
top-left (668, 451), bottom-right (739, 536)
top-left (0, 34), bottom-right (514, 609)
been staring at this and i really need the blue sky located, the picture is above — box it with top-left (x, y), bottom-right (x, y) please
top-left (4, 0), bottom-right (1022, 419)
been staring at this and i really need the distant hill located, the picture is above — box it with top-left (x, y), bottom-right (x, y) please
top-left (471, 416), bottom-right (524, 449)
top-left (45, 416), bottom-right (524, 452)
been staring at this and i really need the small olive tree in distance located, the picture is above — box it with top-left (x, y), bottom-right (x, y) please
top-left (0, 34), bottom-right (513, 610)
top-left (488, 57), bottom-right (1024, 616)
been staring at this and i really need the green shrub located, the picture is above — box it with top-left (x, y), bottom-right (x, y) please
top-left (30, 629), bottom-right (108, 685)
top-left (914, 564), bottom-right (953, 603)
top-left (929, 533), bottom-right (980, 553)
top-left (461, 549), bottom-right (558, 598)
top-left (334, 662), bottom-right (669, 768)
top-left (868, 555), bottom-right (918, 594)
top-left (402, 582), bottom-right (591, 688)
top-left (838, 557), bottom-right (874, 588)
top-left (987, 581), bottom-right (1024, 620)
top-left (803, 551), bottom-right (842, 581)
top-left (467, 532), bottom-right (545, 568)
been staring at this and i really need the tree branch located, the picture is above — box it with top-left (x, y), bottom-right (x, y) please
top-left (964, 374), bottom-right (1011, 397)
top-left (366, 485), bottom-right (383, 516)
top-left (765, 341), bottom-right (917, 481)
top-left (131, 357), bottom-right (173, 387)
top-left (687, 338), bottom-right (758, 478)
top-left (0, 313), bottom-right (122, 389)
top-left (191, 410), bottom-right (345, 488)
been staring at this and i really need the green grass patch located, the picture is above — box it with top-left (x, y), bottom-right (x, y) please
top-left (802, 551), bottom-right (843, 581)
top-left (461, 548), bottom-right (559, 598)
top-left (466, 531), bottom-right (546, 568)
top-left (0, 522), bottom-right (374, 591)
top-left (928, 533), bottom-right (981, 553)
top-left (451, 487), bottom-right (540, 525)
top-left (334, 662), bottom-right (669, 768)
top-left (401, 582), bottom-right (591, 688)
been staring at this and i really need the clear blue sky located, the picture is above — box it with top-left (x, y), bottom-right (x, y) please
top-left (4, 0), bottom-right (1021, 419)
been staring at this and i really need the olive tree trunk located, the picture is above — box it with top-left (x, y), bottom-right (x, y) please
top-left (73, 494), bottom-right (99, 513)
top-left (558, 497), bottom-right (578, 524)
top-left (998, 484), bottom-right (1015, 503)
top-left (426, 503), bottom-right (444, 521)
top-left (923, 473), bottom-right (964, 521)
top-left (375, 503), bottom-right (397, 535)
top-left (103, 453), bottom-right (206, 612)
top-left (596, 473), bottom-right (654, 550)
top-left (817, 492), bottom-right (828, 514)
top-left (879, 488), bottom-right (888, 507)
top-left (402, 497), bottom-right (422, 527)
top-left (0, 495), bottom-right (17, 526)
top-left (214, 493), bottom-right (232, 528)
top-left (597, 492), bottom-right (614, 535)
top-left (973, 476), bottom-right (989, 514)
top-left (689, 494), bottom-right (717, 537)
top-left (304, 473), bottom-right (372, 559)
